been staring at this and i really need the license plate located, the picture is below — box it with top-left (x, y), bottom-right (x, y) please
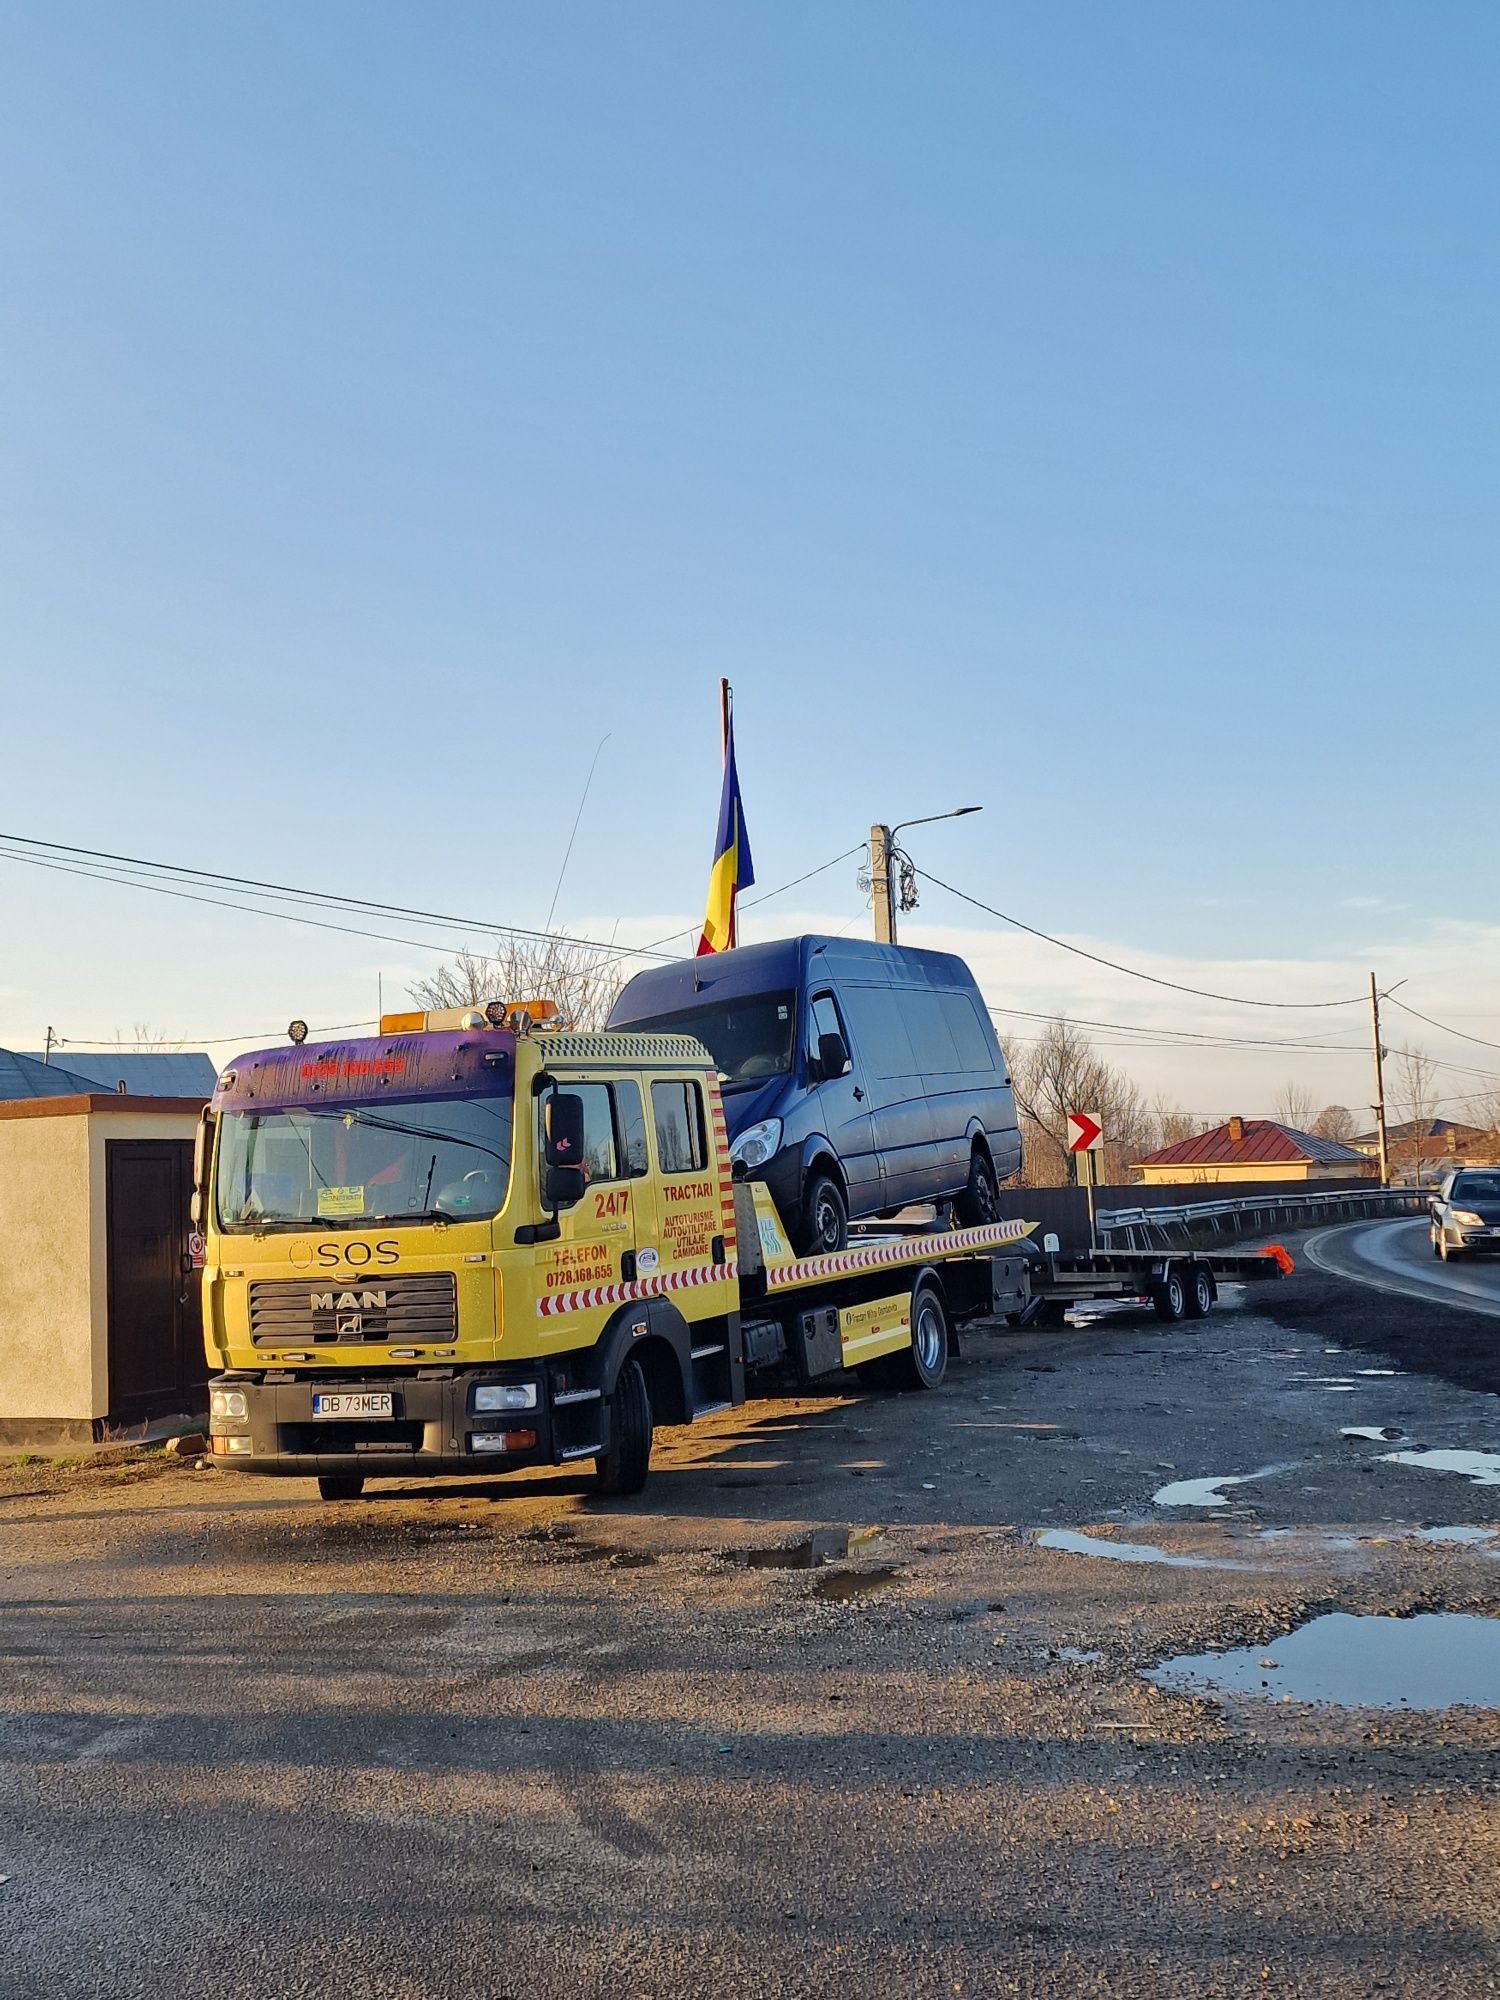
top-left (311, 1392), bottom-right (393, 1420)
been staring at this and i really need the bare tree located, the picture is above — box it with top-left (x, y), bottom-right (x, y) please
top-left (1311, 1103), bottom-right (1356, 1143)
top-left (1010, 1018), bottom-right (1151, 1188)
top-left (1272, 1080), bottom-right (1318, 1132)
top-left (1149, 1096), bottom-right (1202, 1152)
top-left (411, 936), bottom-right (628, 1031)
top-left (1396, 1047), bottom-right (1440, 1186)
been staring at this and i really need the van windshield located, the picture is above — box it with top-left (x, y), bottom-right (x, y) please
top-left (622, 993), bottom-right (797, 1086)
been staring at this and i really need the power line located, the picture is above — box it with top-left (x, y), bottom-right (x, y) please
top-left (1385, 994), bottom-right (1500, 1054)
top-left (55, 1021), bottom-right (378, 1050)
top-left (632, 846), bottom-right (864, 957)
top-left (0, 833), bottom-right (680, 964)
top-left (915, 867), bottom-right (1372, 1011)
top-left (985, 1002), bottom-right (1368, 1054)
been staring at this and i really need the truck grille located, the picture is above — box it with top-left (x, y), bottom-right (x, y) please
top-left (248, 1273), bottom-right (458, 1347)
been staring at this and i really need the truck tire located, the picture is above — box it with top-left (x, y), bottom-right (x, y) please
top-left (953, 1151), bottom-right (1000, 1229)
top-left (1152, 1267), bottom-right (1188, 1322)
top-left (593, 1357), bottom-right (653, 1496)
top-left (1183, 1264), bottom-right (1214, 1319)
top-left (889, 1283), bottom-right (949, 1391)
top-left (317, 1475), bottom-right (365, 1502)
top-left (795, 1172), bottom-right (848, 1257)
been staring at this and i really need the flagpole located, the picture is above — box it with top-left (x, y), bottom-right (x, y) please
top-left (718, 679), bottom-right (733, 945)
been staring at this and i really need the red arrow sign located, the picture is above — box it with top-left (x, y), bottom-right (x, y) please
top-left (1066, 1111), bottom-right (1103, 1153)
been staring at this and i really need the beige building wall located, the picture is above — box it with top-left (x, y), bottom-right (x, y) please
top-left (1135, 1159), bottom-right (1374, 1186)
top-left (1, 1101), bottom-right (204, 1436)
top-left (0, 1110), bottom-right (98, 1423)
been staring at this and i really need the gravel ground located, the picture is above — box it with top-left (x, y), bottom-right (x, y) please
top-left (3, 1222), bottom-right (1500, 1998)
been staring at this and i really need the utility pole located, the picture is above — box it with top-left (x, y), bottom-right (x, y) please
top-left (43, 1026), bottom-right (54, 1065)
top-left (869, 824), bottom-right (897, 943)
top-left (1369, 971), bottom-right (1391, 1188)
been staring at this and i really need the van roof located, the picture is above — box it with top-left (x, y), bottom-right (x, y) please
top-left (610, 934), bottom-right (982, 1023)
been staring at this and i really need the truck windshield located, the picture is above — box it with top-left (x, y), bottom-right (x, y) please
top-left (619, 992), bottom-right (797, 1086)
top-left (215, 1091), bottom-right (513, 1230)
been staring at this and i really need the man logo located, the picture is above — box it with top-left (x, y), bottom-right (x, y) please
top-left (336, 1313), bottom-right (363, 1337)
top-left (311, 1290), bottom-right (389, 1313)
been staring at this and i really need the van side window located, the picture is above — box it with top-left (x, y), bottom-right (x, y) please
top-left (616, 1079), bottom-right (649, 1177)
top-left (809, 991), bottom-right (845, 1061)
top-left (838, 986), bottom-right (917, 1079)
top-left (541, 1083), bottom-right (620, 1191)
top-left (651, 1079), bottom-right (707, 1174)
top-left (940, 991), bottom-right (997, 1073)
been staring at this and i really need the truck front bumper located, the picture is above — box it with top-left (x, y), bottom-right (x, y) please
top-left (208, 1367), bottom-right (607, 1479)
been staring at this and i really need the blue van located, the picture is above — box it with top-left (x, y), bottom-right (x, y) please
top-left (606, 935), bottom-right (1021, 1254)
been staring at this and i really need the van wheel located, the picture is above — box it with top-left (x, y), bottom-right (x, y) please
top-left (953, 1151), bottom-right (1000, 1228)
top-left (317, 1475), bottom-right (365, 1502)
top-left (890, 1283), bottom-right (950, 1390)
top-left (796, 1172), bottom-right (848, 1256)
top-left (593, 1358), bottom-right (653, 1496)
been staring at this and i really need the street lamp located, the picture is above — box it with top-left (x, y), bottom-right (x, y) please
top-left (869, 807), bottom-right (982, 943)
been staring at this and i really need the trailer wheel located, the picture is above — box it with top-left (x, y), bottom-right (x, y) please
top-left (593, 1357), bottom-right (653, 1496)
top-left (1183, 1264), bottom-right (1214, 1319)
top-left (1152, 1267), bottom-right (1188, 1322)
top-left (1036, 1299), bottom-right (1070, 1328)
top-left (317, 1475), bottom-right (365, 1502)
top-left (889, 1283), bottom-right (950, 1391)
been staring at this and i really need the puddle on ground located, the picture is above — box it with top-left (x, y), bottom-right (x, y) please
top-left (1037, 1528), bottom-right (1251, 1571)
top-left (1414, 1525), bottom-right (1498, 1545)
top-left (1383, 1450), bottom-right (1500, 1488)
top-left (813, 1566), bottom-right (899, 1601)
top-left (1343, 1427), bottom-right (1403, 1442)
top-left (1056, 1646), bottom-right (1104, 1663)
top-left (723, 1526), bottom-right (886, 1570)
top-left (1148, 1612), bottom-right (1500, 1710)
top-left (1153, 1464), bottom-right (1295, 1508)
top-left (1356, 1369), bottom-right (1401, 1377)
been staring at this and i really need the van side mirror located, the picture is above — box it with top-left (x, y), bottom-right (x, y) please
top-left (544, 1092), bottom-right (587, 1209)
top-left (817, 1032), bottom-right (850, 1081)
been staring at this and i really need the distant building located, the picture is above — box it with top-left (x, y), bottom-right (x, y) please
top-left (1132, 1115), bottom-right (1374, 1185)
top-left (1348, 1118), bottom-right (1495, 1175)
top-left (13, 1049), bottom-right (217, 1099)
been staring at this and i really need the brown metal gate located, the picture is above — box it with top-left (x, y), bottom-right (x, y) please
top-left (105, 1140), bottom-right (206, 1425)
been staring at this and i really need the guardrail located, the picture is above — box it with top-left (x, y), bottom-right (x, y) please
top-left (1095, 1186), bottom-right (1427, 1252)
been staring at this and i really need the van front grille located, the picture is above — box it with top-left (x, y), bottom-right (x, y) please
top-left (248, 1273), bottom-right (457, 1346)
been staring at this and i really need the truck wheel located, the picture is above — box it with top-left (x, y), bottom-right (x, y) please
top-left (1152, 1268), bottom-right (1188, 1322)
top-left (593, 1358), bottom-right (653, 1496)
top-left (795, 1172), bottom-right (848, 1257)
top-left (889, 1283), bottom-right (949, 1391)
top-left (953, 1151), bottom-right (1000, 1228)
top-left (317, 1475), bottom-right (365, 1502)
top-left (1183, 1264), bottom-right (1214, 1319)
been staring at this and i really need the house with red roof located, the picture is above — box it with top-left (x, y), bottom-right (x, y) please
top-left (1132, 1115), bottom-right (1376, 1185)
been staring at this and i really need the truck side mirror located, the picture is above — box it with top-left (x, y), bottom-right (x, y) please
top-left (817, 1032), bottom-right (850, 1081)
top-left (543, 1092), bottom-right (588, 1209)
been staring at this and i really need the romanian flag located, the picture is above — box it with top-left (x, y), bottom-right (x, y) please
top-left (697, 697), bottom-right (755, 956)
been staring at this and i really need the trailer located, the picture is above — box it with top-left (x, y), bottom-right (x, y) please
top-left (198, 1005), bottom-right (1290, 1499)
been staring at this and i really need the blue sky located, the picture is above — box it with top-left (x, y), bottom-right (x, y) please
top-left (2, 4), bottom-right (1496, 1114)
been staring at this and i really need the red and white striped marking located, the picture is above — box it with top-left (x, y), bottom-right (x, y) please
top-left (536, 1260), bottom-right (738, 1318)
top-left (766, 1219), bottom-right (1033, 1292)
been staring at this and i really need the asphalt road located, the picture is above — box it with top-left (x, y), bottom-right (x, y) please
top-left (1307, 1215), bottom-right (1500, 1321)
top-left (4, 1242), bottom-right (1500, 1999)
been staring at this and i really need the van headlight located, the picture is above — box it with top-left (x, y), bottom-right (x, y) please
top-left (730, 1118), bottom-right (783, 1172)
top-left (472, 1382), bottom-right (539, 1413)
top-left (210, 1387), bottom-right (248, 1421)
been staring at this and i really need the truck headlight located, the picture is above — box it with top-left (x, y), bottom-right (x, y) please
top-left (472, 1382), bottom-right (538, 1413)
top-left (729, 1118), bottom-right (783, 1172)
top-left (1452, 1210), bottom-right (1484, 1226)
top-left (210, 1387), bottom-right (248, 1421)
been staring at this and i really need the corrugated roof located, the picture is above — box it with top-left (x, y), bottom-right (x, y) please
top-left (1350, 1117), bottom-right (1486, 1145)
top-left (0, 1049), bottom-right (103, 1100)
top-left (18, 1051), bottom-right (216, 1098)
top-left (1135, 1119), bottom-right (1369, 1169)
